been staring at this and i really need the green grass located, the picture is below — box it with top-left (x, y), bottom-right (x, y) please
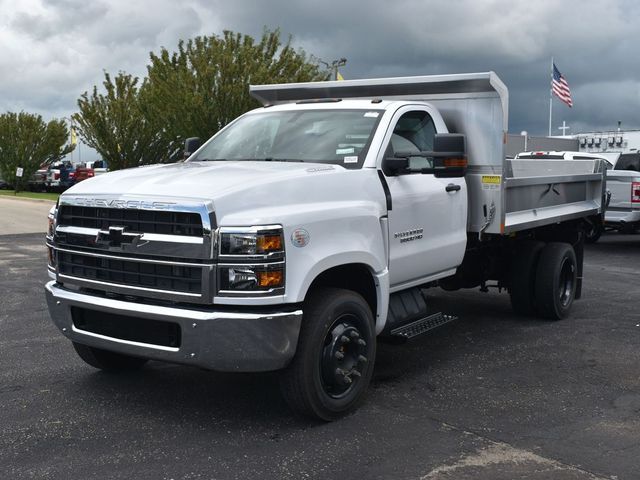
top-left (0, 190), bottom-right (59, 201)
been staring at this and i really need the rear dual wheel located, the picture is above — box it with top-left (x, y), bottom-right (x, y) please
top-left (510, 242), bottom-right (577, 320)
top-left (280, 287), bottom-right (376, 421)
top-left (534, 243), bottom-right (577, 320)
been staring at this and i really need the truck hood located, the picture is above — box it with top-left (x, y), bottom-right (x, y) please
top-left (65, 161), bottom-right (342, 199)
top-left (61, 160), bottom-right (385, 226)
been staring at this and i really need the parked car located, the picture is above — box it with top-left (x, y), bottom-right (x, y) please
top-left (83, 160), bottom-right (108, 175)
top-left (0, 174), bottom-right (9, 189)
top-left (28, 167), bottom-right (49, 192)
top-left (604, 153), bottom-right (640, 234)
top-left (73, 166), bottom-right (95, 183)
top-left (46, 162), bottom-right (75, 192)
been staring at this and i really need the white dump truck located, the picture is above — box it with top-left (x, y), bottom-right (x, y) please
top-left (45, 72), bottom-right (605, 420)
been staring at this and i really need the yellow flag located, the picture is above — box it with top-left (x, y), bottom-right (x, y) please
top-left (336, 71), bottom-right (344, 81)
top-left (70, 127), bottom-right (77, 146)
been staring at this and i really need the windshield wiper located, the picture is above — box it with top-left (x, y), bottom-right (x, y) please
top-left (196, 157), bottom-right (304, 163)
top-left (262, 158), bottom-right (304, 162)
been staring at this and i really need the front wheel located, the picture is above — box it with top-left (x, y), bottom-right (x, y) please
top-left (280, 287), bottom-right (376, 421)
top-left (72, 342), bottom-right (148, 371)
top-left (534, 243), bottom-right (577, 320)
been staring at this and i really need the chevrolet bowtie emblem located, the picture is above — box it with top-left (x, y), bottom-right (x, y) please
top-left (96, 226), bottom-right (143, 248)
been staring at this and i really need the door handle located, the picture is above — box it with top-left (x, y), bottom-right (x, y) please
top-left (445, 183), bottom-right (461, 193)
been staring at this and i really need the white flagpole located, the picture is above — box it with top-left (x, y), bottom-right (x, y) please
top-left (548, 57), bottom-right (553, 136)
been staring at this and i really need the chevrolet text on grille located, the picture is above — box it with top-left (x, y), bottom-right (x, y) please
top-left (71, 198), bottom-right (176, 209)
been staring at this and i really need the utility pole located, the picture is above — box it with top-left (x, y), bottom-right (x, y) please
top-left (319, 58), bottom-right (347, 80)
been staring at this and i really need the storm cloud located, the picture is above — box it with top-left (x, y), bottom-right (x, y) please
top-left (1, 0), bottom-right (639, 140)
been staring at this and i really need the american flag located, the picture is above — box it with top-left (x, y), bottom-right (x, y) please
top-left (552, 63), bottom-right (573, 108)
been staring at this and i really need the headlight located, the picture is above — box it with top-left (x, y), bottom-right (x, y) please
top-left (219, 226), bottom-right (284, 258)
top-left (217, 225), bottom-right (285, 296)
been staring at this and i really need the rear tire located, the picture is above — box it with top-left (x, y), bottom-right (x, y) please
top-left (280, 287), bottom-right (376, 421)
top-left (584, 223), bottom-right (603, 243)
top-left (509, 241), bottom-right (545, 316)
top-left (534, 243), bottom-right (577, 320)
top-left (72, 342), bottom-right (148, 371)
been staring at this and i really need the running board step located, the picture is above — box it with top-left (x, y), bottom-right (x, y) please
top-left (390, 312), bottom-right (457, 339)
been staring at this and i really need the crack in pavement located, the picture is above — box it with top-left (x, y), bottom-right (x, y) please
top-left (421, 421), bottom-right (611, 480)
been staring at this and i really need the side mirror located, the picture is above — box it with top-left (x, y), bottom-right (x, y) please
top-left (382, 156), bottom-right (409, 176)
top-left (433, 134), bottom-right (467, 178)
top-left (184, 137), bottom-right (202, 159)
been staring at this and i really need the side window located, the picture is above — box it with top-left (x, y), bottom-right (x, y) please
top-left (385, 110), bottom-right (437, 172)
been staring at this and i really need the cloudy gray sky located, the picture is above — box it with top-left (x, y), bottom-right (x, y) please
top-left (2, 0), bottom-right (639, 160)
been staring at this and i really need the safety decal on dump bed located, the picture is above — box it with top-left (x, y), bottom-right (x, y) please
top-left (481, 175), bottom-right (501, 190)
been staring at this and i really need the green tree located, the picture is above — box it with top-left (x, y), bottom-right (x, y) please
top-left (0, 112), bottom-right (74, 191)
top-left (73, 72), bottom-right (166, 171)
top-left (141, 29), bottom-right (329, 161)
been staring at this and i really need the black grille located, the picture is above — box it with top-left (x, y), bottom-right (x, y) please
top-left (58, 206), bottom-right (203, 236)
top-left (72, 307), bottom-right (181, 348)
top-left (58, 251), bottom-right (202, 294)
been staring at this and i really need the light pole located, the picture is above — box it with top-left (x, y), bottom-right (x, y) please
top-left (319, 58), bottom-right (347, 80)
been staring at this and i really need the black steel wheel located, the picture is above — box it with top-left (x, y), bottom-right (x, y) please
top-left (509, 240), bottom-right (545, 316)
top-left (584, 223), bottom-right (603, 243)
top-left (72, 342), bottom-right (148, 371)
top-left (280, 287), bottom-right (376, 421)
top-left (534, 243), bottom-right (577, 320)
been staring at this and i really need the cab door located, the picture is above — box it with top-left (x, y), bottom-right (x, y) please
top-left (379, 107), bottom-right (467, 289)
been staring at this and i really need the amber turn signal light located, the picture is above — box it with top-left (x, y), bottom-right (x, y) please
top-left (257, 270), bottom-right (284, 288)
top-left (443, 158), bottom-right (467, 168)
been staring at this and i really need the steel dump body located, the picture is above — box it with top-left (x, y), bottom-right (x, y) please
top-left (250, 72), bottom-right (604, 235)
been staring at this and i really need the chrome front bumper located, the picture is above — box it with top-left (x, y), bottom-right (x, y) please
top-left (45, 281), bottom-right (302, 372)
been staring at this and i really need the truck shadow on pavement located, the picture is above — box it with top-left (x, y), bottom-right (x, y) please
top-left (67, 288), bottom-right (537, 426)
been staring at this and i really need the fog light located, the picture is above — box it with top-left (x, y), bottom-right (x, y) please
top-left (219, 265), bottom-right (285, 294)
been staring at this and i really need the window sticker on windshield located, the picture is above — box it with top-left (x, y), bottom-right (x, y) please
top-left (344, 156), bottom-right (359, 164)
top-left (364, 112), bottom-right (380, 118)
top-left (336, 147), bottom-right (355, 155)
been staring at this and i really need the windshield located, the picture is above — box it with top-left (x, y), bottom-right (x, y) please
top-left (190, 109), bottom-right (383, 168)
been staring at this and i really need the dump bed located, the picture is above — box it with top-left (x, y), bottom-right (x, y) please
top-left (250, 72), bottom-right (604, 235)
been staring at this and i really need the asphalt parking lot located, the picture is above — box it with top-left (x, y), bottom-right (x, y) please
top-left (1, 224), bottom-right (639, 478)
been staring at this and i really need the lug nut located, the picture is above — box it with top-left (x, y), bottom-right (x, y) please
top-left (335, 351), bottom-right (345, 360)
top-left (340, 335), bottom-right (350, 344)
top-left (351, 370), bottom-right (362, 378)
top-left (350, 330), bottom-right (359, 339)
top-left (358, 355), bottom-right (368, 364)
top-left (357, 339), bottom-right (367, 347)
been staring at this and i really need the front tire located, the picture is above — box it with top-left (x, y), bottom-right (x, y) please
top-left (72, 342), bottom-right (148, 371)
top-left (280, 287), bottom-right (376, 421)
top-left (534, 243), bottom-right (577, 320)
